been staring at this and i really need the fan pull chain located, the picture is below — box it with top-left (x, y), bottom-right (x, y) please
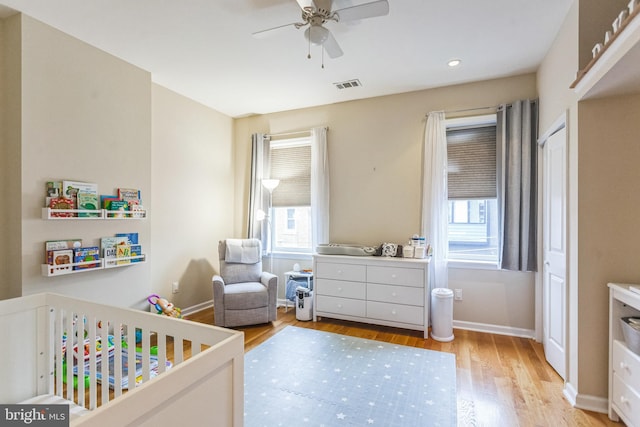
top-left (307, 33), bottom-right (311, 59)
top-left (321, 47), bottom-right (325, 69)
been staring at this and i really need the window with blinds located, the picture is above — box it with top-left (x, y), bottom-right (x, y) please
top-left (447, 125), bottom-right (497, 200)
top-left (446, 118), bottom-right (499, 264)
top-left (270, 143), bottom-right (311, 207)
top-left (269, 138), bottom-right (312, 252)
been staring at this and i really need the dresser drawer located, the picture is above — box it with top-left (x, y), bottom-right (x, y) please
top-left (316, 295), bottom-right (366, 317)
top-left (367, 283), bottom-right (424, 306)
top-left (613, 339), bottom-right (640, 386)
top-left (366, 301), bottom-right (424, 325)
top-left (367, 265), bottom-right (424, 287)
top-left (316, 262), bottom-right (366, 282)
top-left (613, 373), bottom-right (640, 426)
top-left (316, 279), bottom-right (366, 299)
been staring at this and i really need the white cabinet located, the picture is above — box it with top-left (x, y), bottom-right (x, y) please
top-left (608, 283), bottom-right (640, 426)
top-left (313, 254), bottom-right (430, 338)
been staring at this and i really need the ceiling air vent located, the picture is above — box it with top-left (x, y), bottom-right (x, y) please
top-left (334, 79), bottom-right (362, 90)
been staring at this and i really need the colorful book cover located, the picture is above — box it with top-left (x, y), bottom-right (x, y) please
top-left (49, 249), bottom-right (74, 274)
top-left (76, 350), bottom-right (167, 389)
top-left (116, 243), bottom-right (131, 265)
top-left (117, 188), bottom-right (141, 206)
top-left (46, 239), bottom-right (82, 264)
top-left (100, 195), bottom-right (120, 209)
top-left (49, 197), bottom-right (75, 217)
top-left (130, 244), bottom-right (143, 263)
top-left (77, 191), bottom-right (100, 217)
top-left (46, 181), bottom-right (62, 198)
top-left (62, 180), bottom-right (98, 200)
top-left (73, 246), bottom-right (100, 270)
top-left (101, 236), bottom-right (126, 266)
top-left (109, 200), bottom-right (129, 211)
top-left (116, 233), bottom-right (139, 244)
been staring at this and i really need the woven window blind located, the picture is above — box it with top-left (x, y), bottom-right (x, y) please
top-left (270, 144), bottom-right (311, 207)
top-left (447, 125), bottom-right (497, 199)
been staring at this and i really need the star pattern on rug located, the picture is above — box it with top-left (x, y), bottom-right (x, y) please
top-left (244, 326), bottom-right (456, 426)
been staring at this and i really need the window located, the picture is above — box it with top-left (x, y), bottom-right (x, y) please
top-left (269, 137), bottom-right (312, 253)
top-left (446, 116), bottom-right (498, 263)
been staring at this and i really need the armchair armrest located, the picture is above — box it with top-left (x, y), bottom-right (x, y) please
top-left (260, 271), bottom-right (277, 292)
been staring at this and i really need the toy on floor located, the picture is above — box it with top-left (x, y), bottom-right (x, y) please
top-left (147, 294), bottom-right (182, 318)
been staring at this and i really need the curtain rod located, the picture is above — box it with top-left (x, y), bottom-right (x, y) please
top-left (264, 126), bottom-right (328, 139)
top-left (425, 99), bottom-right (538, 118)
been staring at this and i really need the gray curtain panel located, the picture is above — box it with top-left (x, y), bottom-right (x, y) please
top-left (247, 133), bottom-right (271, 247)
top-left (498, 100), bottom-right (538, 272)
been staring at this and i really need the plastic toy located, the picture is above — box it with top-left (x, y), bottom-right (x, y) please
top-left (147, 294), bottom-right (182, 318)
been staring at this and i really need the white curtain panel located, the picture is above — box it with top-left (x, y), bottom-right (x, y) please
top-left (422, 112), bottom-right (449, 290)
top-left (247, 133), bottom-right (271, 253)
top-left (311, 127), bottom-right (330, 250)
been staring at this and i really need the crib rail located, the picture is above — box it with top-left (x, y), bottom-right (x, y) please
top-left (0, 293), bottom-right (244, 426)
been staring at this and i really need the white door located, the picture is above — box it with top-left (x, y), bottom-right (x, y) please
top-left (542, 125), bottom-right (567, 379)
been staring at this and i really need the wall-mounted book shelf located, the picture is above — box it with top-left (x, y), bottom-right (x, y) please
top-left (42, 207), bottom-right (147, 220)
top-left (41, 254), bottom-right (146, 277)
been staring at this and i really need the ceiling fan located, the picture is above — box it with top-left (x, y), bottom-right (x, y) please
top-left (253, 0), bottom-right (389, 60)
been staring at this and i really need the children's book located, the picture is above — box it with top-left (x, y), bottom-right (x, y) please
top-left (76, 350), bottom-right (170, 389)
top-left (117, 188), bottom-right (141, 206)
top-left (77, 191), bottom-right (100, 217)
top-left (101, 236), bottom-right (126, 267)
top-left (49, 249), bottom-right (74, 274)
top-left (116, 243), bottom-right (131, 265)
top-left (73, 246), bottom-right (100, 270)
top-left (100, 195), bottom-right (120, 209)
top-left (46, 181), bottom-right (62, 198)
top-left (62, 181), bottom-right (98, 200)
top-left (46, 239), bottom-right (82, 264)
top-left (49, 197), bottom-right (75, 217)
top-left (116, 233), bottom-right (139, 244)
top-left (130, 244), bottom-right (143, 263)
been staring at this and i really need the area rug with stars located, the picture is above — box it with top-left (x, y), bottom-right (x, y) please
top-left (244, 326), bottom-right (456, 426)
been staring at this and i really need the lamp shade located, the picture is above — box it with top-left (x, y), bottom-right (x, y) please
top-left (304, 25), bottom-right (329, 45)
top-left (262, 179), bottom-right (280, 192)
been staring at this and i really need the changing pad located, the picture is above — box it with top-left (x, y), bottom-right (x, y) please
top-left (316, 243), bottom-right (376, 256)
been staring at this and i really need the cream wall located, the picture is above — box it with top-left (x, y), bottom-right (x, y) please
top-left (235, 74), bottom-right (538, 332)
top-left (539, 0), bottom-right (640, 407)
top-left (0, 14), bottom-right (22, 300)
top-left (151, 84), bottom-right (234, 310)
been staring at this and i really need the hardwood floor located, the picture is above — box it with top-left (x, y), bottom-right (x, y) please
top-left (187, 307), bottom-right (619, 427)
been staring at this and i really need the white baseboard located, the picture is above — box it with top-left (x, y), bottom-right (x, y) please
top-left (181, 299), bottom-right (213, 317)
top-left (562, 377), bottom-right (608, 414)
top-left (452, 320), bottom-right (536, 339)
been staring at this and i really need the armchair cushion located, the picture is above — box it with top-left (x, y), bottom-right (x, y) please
top-left (223, 282), bottom-right (268, 310)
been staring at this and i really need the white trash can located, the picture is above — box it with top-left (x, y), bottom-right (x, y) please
top-left (296, 287), bottom-right (313, 321)
top-left (431, 288), bottom-right (454, 342)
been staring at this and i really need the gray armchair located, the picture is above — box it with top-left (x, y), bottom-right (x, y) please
top-left (212, 239), bottom-right (278, 327)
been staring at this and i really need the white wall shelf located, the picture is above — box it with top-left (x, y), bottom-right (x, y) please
top-left (42, 207), bottom-right (147, 220)
top-left (41, 254), bottom-right (146, 277)
top-left (572, 5), bottom-right (640, 100)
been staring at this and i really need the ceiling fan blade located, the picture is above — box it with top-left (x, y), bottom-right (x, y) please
top-left (323, 30), bottom-right (343, 58)
top-left (295, 0), bottom-right (317, 12)
top-left (252, 22), bottom-right (300, 39)
top-left (334, 0), bottom-right (389, 22)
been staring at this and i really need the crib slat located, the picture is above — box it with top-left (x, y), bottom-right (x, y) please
top-left (99, 319), bottom-right (110, 406)
top-left (76, 311), bottom-right (85, 409)
top-left (54, 309), bottom-right (63, 398)
top-left (127, 328), bottom-right (136, 390)
top-left (87, 315), bottom-right (97, 410)
top-left (64, 311), bottom-right (75, 403)
top-left (113, 323), bottom-right (123, 398)
top-left (156, 332), bottom-right (167, 375)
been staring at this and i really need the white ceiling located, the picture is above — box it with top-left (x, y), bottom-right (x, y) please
top-left (0, 0), bottom-right (573, 118)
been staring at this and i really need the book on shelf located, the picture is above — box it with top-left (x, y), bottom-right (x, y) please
top-left (101, 236), bottom-right (127, 267)
top-left (73, 246), bottom-right (100, 270)
top-left (62, 180), bottom-right (98, 202)
top-left (48, 197), bottom-right (75, 217)
top-left (116, 243), bottom-right (131, 265)
top-left (116, 233), bottom-right (138, 245)
top-left (77, 191), bottom-right (100, 217)
top-left (46, 181), bottom-right (62, 198)
top-left (45, 239), bottom-right (82, 264)
top-left (100, 195), bottom-right (120, 210)
top-left (117, 188), bottom-right (141, 207)
top-left (130, 244), bottom-right (143, 263)
top-left (49, 249), bottom-right (74, 274)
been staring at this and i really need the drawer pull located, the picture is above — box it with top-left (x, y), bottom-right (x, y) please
top-left (338, 287), bottom-right (343, 292)
top-left (620, 395), bottom-right (629, 405)
top-left (620, 361), bottom-right (629, 371)
top-left (337, 304), bottom-right (343, 309)
top-left (391, 292), bottom-right (397, 297)
top-left (391, 310), bottom-right (397, 315)
top-left (338, 270), bottom-right (343, 275)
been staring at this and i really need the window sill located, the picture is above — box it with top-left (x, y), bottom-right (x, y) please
top-left (447, 260), bottom-right (499, 270)
top-left (270, 251), bottom-right (313, 260)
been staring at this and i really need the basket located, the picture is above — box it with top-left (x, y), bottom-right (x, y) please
top-left (620, 317), bottom-right (640, 355)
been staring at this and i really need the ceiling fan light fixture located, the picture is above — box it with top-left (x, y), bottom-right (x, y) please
top-left (304, 25), bottom-right (329, 45)
top-left (448, 59), bottom-right (462, 67)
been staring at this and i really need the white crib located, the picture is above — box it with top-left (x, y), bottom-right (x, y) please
top-left (0, 293), bottom-right (244, 426)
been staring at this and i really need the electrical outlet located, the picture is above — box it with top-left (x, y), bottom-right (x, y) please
top-left (172, 281), bottom-right (180, 294)
top-left (454, 288), bottom-right (463, 301)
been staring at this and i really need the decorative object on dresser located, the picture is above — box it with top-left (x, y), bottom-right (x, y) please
top-left (608, 283), bottom-right (640, 427)
top-left (313, 254), bottom-right (430, 338)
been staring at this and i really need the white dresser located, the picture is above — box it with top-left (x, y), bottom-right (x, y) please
top-left (608, 283), bottom-right (640, 427)
top-left (313, 254), bottom-right (430, 338)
